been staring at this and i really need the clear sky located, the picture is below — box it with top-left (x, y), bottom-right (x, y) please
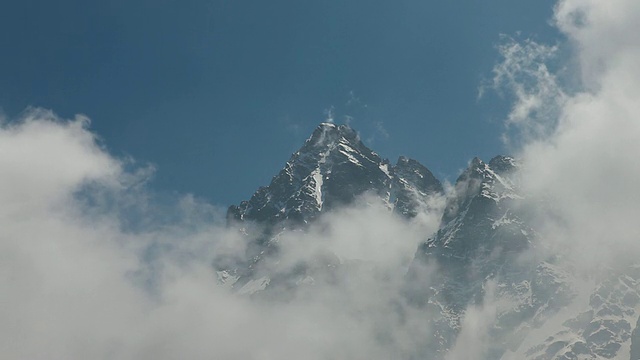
top-left (0, 0), bottom-right (558, 207)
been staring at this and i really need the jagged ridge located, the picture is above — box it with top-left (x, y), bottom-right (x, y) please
top-left (228, 122), bottom-right (443, 226)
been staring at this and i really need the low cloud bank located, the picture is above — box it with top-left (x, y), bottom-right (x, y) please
top-left (0, 110), bottom-right (443, 359)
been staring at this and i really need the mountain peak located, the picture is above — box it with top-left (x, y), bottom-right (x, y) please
top-left (488, 155), bottom-right (518, 173)
top-left (393, 156), bottom-right (443, 194)
top-left (396, 155), bottom-right (417, 166)
top-left (307, 122), bottom-right (359, 148)
top-left (469, 156), bottom-right (485, 168)
top-left (229, 122), bottom-right (442, 225)
top-left (459, 155), bottom-right (517, 181)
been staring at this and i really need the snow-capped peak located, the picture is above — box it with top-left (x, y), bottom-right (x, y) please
top-left (229, 123), bottom-right (443, 226)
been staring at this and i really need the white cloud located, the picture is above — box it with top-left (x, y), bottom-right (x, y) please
top-left (0, 110), bottom-right (444, 359)
top-left (446, 0), bottom-right (640, 357)
top-left (514, 0), bottom-right (640, 270)
top-left (323, 105), bottom-right (335, 123)
top-left (554, 0), bottom-right (640, 90)
top-left (482, 0), bottom-right (640, 270)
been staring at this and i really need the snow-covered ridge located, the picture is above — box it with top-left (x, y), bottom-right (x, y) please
top-left (228, 123), bottom-right (443, 225)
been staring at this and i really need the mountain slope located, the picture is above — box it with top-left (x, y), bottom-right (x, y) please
top-left (223, 122), bottom-right (443, 293)
top-left (220, 123), bottom-right (640, 359)
top-left (405, 155), bottom-right (568, 358)
top-left (407, 156), bottom-right (640, 360)
top-left (228, 122), bottom-right (442, 226)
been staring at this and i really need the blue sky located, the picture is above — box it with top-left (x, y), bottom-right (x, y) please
top-left (0, 0), bottom-right (558, 206)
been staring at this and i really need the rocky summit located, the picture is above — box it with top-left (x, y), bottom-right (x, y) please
top-left (228, 122), bottom-right (442, 226)
top-left (221, 123), bottom-right (640, 360)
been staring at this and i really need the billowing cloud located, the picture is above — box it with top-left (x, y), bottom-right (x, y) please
top-left (512, 0), bottom-right (640, 269)
top-left (0, 109), bottom-right (443, 359)
top-left (445, 0), bottom-right (640, 357)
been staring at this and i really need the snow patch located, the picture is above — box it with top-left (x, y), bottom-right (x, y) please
top-left (237, 276), bottom-right (271, 295)
top-left (379, 163), bottom-right (391, 178)
top-left (311, 168), bottom-right (324, 209)
top-left (492, 211), bottom-right (517, 229)
top-left (338, 143), bottom-right (363, 166)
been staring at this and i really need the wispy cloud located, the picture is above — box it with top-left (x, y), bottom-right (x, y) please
top-left (323, 105), bottom-right (335, 123)
top-left (485, 35), bottom-right (566, 146)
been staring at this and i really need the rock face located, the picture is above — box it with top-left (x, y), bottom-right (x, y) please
top-left (222, 123), bottom-right (640, 359)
